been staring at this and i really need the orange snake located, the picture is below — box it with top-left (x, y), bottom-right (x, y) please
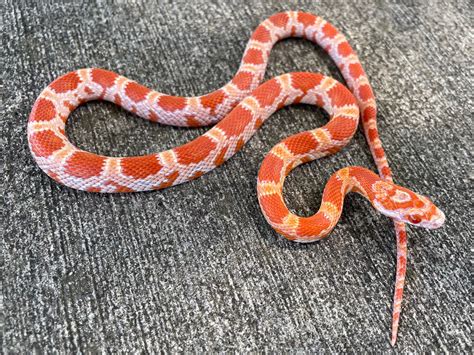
top-left (27, 11), bottom-right (445, 345)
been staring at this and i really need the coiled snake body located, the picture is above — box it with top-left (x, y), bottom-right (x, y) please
top-left (27, 12), bottom-right (445, 345)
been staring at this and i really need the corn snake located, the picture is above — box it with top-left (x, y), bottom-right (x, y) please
top-left (27, 11), bottom-right (445, 345)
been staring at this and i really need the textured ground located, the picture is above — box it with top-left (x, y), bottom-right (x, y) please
top-left (2, 0), bottom-right (472, 352)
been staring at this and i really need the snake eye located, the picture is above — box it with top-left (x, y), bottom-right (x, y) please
top-left (408, 214), bottom-right (422, 224)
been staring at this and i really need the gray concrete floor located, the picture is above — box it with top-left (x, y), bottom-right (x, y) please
top-left (2, 0), bottom-right (472, 352)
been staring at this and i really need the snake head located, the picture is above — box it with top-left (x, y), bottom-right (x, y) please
top-left (371, 181), bottom-right (445, 229)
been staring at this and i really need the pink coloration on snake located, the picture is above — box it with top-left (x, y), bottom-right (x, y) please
top-left (27, 12), bottom-right (445, 345)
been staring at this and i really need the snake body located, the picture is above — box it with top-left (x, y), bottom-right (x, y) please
top-left (27, 12), bottom-right (444, 345)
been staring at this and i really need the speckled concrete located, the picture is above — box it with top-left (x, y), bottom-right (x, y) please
top-left (2, 0), bottom-right (472, 352)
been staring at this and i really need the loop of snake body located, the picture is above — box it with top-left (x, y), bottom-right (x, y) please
top-left (27, 11), bottom-right (445, 345)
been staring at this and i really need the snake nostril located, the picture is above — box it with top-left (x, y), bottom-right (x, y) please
top-left (433, 210), bottom-right (446, 227)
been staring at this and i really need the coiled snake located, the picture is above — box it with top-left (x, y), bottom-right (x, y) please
top-left (27, 11), bottom-right (445, 345)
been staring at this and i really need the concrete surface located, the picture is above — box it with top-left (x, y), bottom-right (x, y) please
top-left (2, 0), bottom-right (472, 352)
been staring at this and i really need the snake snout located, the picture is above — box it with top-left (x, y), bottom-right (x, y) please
top-left (420, 208), bottom-right (445, 229)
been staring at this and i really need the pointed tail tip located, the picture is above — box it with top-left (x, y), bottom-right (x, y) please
top-left (390, 329), bottom-right (398, 346)
top-left (391, 307), bottom-right (401, 347)
top-left (390, 336), bottom-right (397, 347)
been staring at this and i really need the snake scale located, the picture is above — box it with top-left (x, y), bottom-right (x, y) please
top-left (27, 11), bottom-right (445, 345)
